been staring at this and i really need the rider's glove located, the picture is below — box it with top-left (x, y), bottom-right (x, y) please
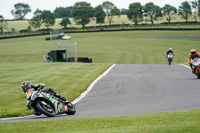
top-left (45, 88), bottom-right (55, 93)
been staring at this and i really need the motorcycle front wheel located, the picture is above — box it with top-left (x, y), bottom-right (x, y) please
top-left (36, 102), bottom-right (55, 117)
top-left (66, 102), bottom-right (76, 115)
top-left (197, 69), bottom-right (200, 79)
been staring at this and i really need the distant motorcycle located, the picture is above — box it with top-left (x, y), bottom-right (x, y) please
top-left (191, 58), bottom-right (200, 79)
top-left (167, 53), bottom-right (173, 65)
top-left (26, 89), bottom-right (76, 117)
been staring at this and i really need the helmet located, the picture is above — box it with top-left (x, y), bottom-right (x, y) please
top-left (191, 49), bottom-right (196, 54)
top-left (169, 48), bottom-right (172, 50)
top-left (21, 81), bottom-right (32, 93)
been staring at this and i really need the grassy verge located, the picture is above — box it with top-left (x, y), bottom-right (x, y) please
top-left (0, 30), bottom-right (200, 118)
top-left (1, 109), bottom-right (200, 133)
top-left (0, 63), bottom-right (111, 117)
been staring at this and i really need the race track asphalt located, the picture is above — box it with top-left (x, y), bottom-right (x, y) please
top-left (1, 64), bottom-right (200, 123)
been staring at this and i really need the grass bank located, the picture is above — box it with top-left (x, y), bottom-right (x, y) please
top-left (1, 109), bottom-right (200, 133)
top-left (0, 30), bottom-right (200, 117)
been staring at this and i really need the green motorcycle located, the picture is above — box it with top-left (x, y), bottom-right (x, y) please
top-left (26, 89), bottom-right (76, 117)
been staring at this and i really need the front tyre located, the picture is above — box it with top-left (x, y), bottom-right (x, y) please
top-left (66, 102), bottom-right (76, 115)
top-left (168, 58), bottom-right (172, 65)
top-left (36, 102), bottom-right (55, 117)
top-left (197, 69), bottom-right (200, 79)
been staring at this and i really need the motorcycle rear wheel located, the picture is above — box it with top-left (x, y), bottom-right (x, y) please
top-left (36, 102), bottom-right (55, 117)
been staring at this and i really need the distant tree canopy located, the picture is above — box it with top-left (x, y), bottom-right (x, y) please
top-left (120, 8), bottom-right (127, 15)
top-left (59, 17), bottom-right (71, 29)
top-left (94, 5), bottom-right (106, 25)
top-left (10, 1), bottom-right (200, 32)
top-left (178, 1), bottom-right (192, 22)
top-left (143, 2), bottom-right (162, 24)
top-left (126, 2), bottom-right (143, 25)
top-left (29, 9), bottom-right (55, 29)
top-left (71, 2), bottom-right (94, 28)
top-left (102, 1), bottom-right (121, 25)
top-left (191, 0), bottom-right (200, 22)
top-left (0, 15), bottom-right (8, 34)
top-left (162, 4), bottom-right (177, 23)
top-left (11, 3), bottom-right (31, 19)
top-left (198, 0), bottom-right (200, 17)
top-left (28, 9), bottom-right (43, 30)
top-left (41, 10), bottom-right (56, 29)
top-left (54, 7), bottom-right (72, 18)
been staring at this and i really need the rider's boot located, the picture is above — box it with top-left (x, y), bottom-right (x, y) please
top-left (33, 109), bottom-right (42, 116)
top-left (54, 93), bottom-right (67, 101)
top-left (192, 69), bottom-right (195, 74)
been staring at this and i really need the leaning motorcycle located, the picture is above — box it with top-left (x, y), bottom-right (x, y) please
top-left (191, 58), bottom-right (200, 79)
top-left (25, 89), bottom-right (76, 117)
top-left (167, 53), bottom-right (173, 65)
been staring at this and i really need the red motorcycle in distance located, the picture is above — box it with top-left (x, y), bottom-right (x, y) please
top-left (191, 58), bottom-right (200, 79)
top-left (167, 53), bottom-right (173, 65)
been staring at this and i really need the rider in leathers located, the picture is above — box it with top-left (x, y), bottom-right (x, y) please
top-left (21, 81), bottom-right (67, 115)
top-left (188, 49), bottom-right (200, 73)
top-left (166, 48), bottom-right (174, 58)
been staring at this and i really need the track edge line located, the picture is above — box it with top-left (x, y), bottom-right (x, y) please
top-left (72, 64), bottom-right (116, 105)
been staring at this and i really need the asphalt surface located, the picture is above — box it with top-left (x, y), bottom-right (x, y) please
top-left (1, 64), bottom-right (200, 123)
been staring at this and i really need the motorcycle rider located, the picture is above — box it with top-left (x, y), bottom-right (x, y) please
top-left (166, 48), bottom-right (174, 58)
top-left (21, 81), bottom-right (67, 115)
top-left (188, 49), bottom-right (200, 73)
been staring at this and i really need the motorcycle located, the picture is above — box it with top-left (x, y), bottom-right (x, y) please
top-left (25, 89), bottom-right (76, 117)
top-left (167, 53), bottom-right (173, 65)
top-left (191, 58), bottom-right (200, 79)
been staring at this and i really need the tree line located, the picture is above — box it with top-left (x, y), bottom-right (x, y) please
top-left (0, 0), bottom-right (200, 33)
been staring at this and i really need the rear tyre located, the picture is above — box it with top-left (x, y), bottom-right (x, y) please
top-left (36, 102), bottom-right (55, 117)
top-left (66, 102), bottom-right (76, 115)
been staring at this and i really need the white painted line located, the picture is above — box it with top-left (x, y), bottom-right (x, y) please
top-left (72, 64), bottom-right (116, 105)
top-left (179, 64), bottom-right (190, 69)
top-left (0, 115), bottom-right (34, 121)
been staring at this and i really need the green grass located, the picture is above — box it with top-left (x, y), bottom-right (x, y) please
top-left (5, 14), bottom-right (200, 32)
top-left (1, 109), bottom-right (200, 133)
top-left (0, 30), bottom-right (200, 132)
top-left (0, 30), bottom-right (200, 118)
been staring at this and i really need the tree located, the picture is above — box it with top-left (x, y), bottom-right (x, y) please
top-left (143, 2), bottom-right (162, 24)
top-left (59, 17), bottom-right (71, 29)
top-left (198, 0), bottom-right (200, 18)
top-left (126, 2), bottom-right (143, 25)
top-left (120, 8), bottom-right (127, 15)
top-left (178, 1), bottom-right (192, 22)
top-left (162, 4), bottom-right (177, 23)
top-left (28, 9), bottom-right (43, 30)
top-left (11, 3), bottom-right (31, 19)
top-left (102, 1), bottom-right (121, 25)
top-left (54, 7), bottom-right (72, 18)
top-left (71, 2), bottom-right (94, 28)
top-left (41, 10), bottom-right (56, 29)
top-left (191, 0), bottom-right (200, 22)
top-left (0, 15), bottom-right (8, 34)
top-left (94, 5), bottom-right (106, 25)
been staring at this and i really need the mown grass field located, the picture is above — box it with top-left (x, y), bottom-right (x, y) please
top-left (5, 14), bottom-right (200, 32)
top-left (0, 30), bottom-right (200, 132)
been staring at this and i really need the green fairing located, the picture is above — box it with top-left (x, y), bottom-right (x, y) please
top-left (30, 90), bottom-right (35, 99)
top-left (48, 95), bottom-right (53, 102)
top-left (57, 103), bottom-right (63, 113)
top-left (43, 92), bottom-right (47, 98)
